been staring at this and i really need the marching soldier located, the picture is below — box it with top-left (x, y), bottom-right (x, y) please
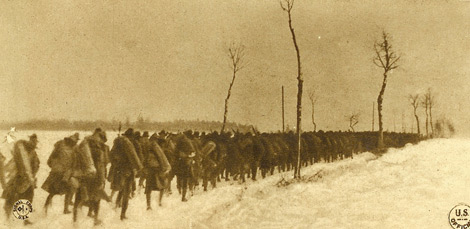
top-left (42, 133), bottom-right (79, 214)
top-left (0, 151), bottom-right (6, 189)
top-left (1, 134), bottom-right (40, 225)
top-left (145, 134), bottom-right (171, 210)
top-left (138, 131), bottom-right (150, 190)
top-left (174, 134), bottom-right (196, 202)
top-left (131, 131), bottom-right (143, 197)
top-left (72, 129), bottom-right (108, 225)
top-left (109, 128), bottom-right (142, 220)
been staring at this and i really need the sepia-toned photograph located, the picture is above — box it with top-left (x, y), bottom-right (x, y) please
top-left (0, 0), bottom-right (469, 228)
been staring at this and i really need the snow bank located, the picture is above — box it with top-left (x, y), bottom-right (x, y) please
top-left (1, 131), bottom-right (469, 229)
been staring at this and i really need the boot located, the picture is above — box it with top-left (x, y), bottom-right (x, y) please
top-left (146, 193), bottom-right (152, 210)
top-left (94, 219), bottom-right (103, 226)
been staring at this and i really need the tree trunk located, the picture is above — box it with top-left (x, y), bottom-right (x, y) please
top-left (414, 107), bottom-right (420, 135)
top-left (281, 1), bottom-right (303, 178)
top-left (296, 76), bottom-right (303, 178)
top-left (221, 70), bottom-right (236, 133)
top-left (377, 73), bottom-right (387, 148)
top-left (286, 7), bottom-right (303, 179)
top-left (282, 86), bottom-right (285, 132)
top-left (372, 102), bottom-right (375, 131)
top-left (429, 105), bottom-right (433, 137)
top-left (424, 102), bottom-right (429, 137)
top-left (311, 100), bottom-right (316, 132)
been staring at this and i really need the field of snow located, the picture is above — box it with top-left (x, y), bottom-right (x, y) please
top-left (1, 130), bottom-right (469, 229)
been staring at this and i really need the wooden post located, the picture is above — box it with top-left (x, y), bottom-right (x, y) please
top-left (282, 86), bottom-right (285, 132)
top-left (372, 102), bottom-right (375, 131)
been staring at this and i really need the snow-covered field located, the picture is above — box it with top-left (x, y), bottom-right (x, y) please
top-left (1, 131), bottom-right (469, 229)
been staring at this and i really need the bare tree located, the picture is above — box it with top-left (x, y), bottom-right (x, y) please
top-left (281, 0), bottom-right (303, 178)
top-left (373, 31), bottom-right (400, 148)
top-left (421, 92), bottom-right (429, 137)
top-left (347, 113), bottom-right (360, 132)
top-left (425, 88), bottom-right (435, 137)
top-left (408, 94), bottom-right (420, 135)
top-left (221, 43), bottom-right (245, 133)
top-left (308, 89), bottom-right (317, 132)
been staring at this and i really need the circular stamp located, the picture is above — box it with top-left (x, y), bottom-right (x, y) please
top-left (12, 199), bottom-right (33, 220)
top-left (449, 204), bottom-right (470, 229)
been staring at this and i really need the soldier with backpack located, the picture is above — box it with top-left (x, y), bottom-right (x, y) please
top-left (71, 129), bottom-right (108, 225)
top-left (1, 134), bottom-right (40, 225)
top-left (0, 151), bottom-right (6, 189)
top-left (145, 134), bottom-right (171, 210)
top-left (42, 133), bottom-right (79, 214)
top-left (109, 128), bottom-right (143, 220)
top-left (174, 134), bottom-right (197, 202)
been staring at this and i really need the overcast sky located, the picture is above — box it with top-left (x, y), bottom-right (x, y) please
top-left (0, 0), bottom-right (469, 134)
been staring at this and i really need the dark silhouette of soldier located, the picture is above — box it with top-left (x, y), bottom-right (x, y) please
top-left (145, 134), bottom-right (171, 209)
top-left (131, 131), bottom-right (143, 198)
top-left (109, 128), bottom-right (139, 220)
top-left (154, 132), bottom-right (176, 194)
top-left (1, 134), bottom-right (39, 225)
top-left (0, 152), bottom-right (6, 189)
top-left (174, 134), bottom-right (196, 202)
top-left (138, 131), bottom-right (150, 190)
top-left (72, 129), bottom-right (108, 225)
top-left (42, 133), bottom-right (79, 214)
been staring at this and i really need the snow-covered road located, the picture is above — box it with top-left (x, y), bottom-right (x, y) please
top-left (1, 132), bottom-right (469, 228)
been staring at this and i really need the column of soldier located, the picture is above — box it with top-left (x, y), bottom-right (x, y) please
top-left (0, 128), bottom-right (420, 225)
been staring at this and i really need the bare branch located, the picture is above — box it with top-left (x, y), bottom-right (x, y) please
top-left (373, 58), bottom-right (384, 68)
top-left (421, 93), bottom-right (429, 108)
top-left (408, 94), bottom-right (420, 109)
top-left (374, 44), bottom-right (386, 69)
top-left (374, 31), bottom-right (400, 73)
top-left (228, 43), bottom-right (246, 73)
top-left (308, 90), bottom-right (314, 100)
top-left (280, 1), bottom-right (287, 11)
top-left (427, 88), bottom-right (435, 108)
top-left (280, 0), bottom-right (294, 12)
top-left (346, 112), bottom-right (360, 132)
top-left (421, 88), bottom-right (436, 109)
top-left (222, 42), bottom-right (246, 132)
top-left (388, 56), bottom-right (401, 69)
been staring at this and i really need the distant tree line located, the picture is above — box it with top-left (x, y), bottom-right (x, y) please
top-left (0, 119), bottom-right (254, 133)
